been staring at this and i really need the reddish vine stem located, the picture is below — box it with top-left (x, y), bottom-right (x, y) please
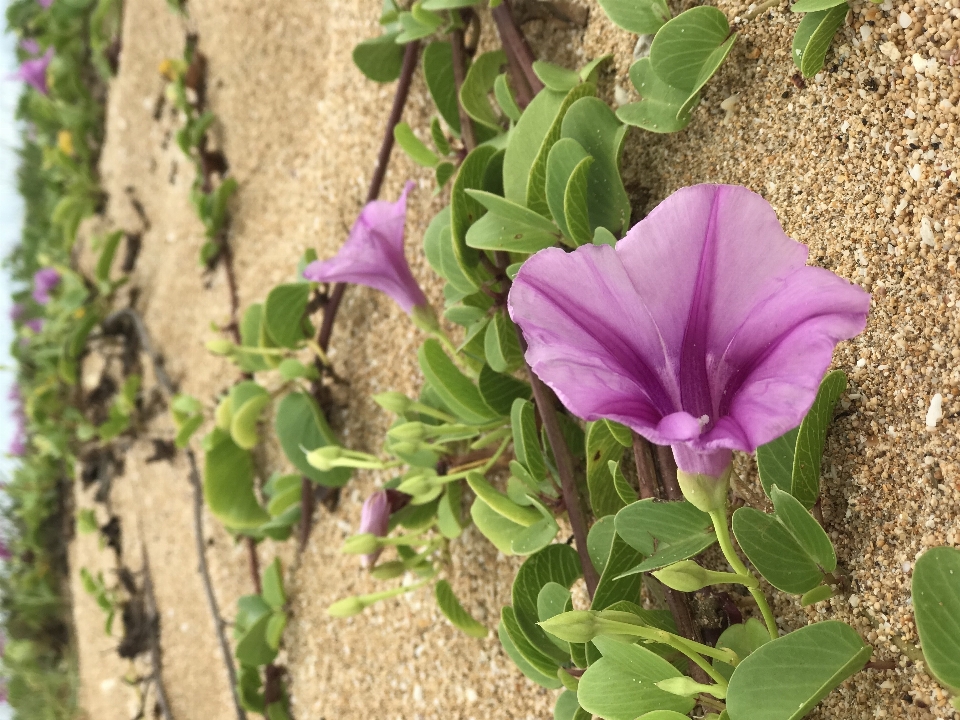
top-left (451, 12), bottom-right (477, 153)
top-left (298, 41), bottom-right (422, 552)
top-left (520, 339), bottom-right (599, 597)
top-left (491, 0), bottom-right (543, 108)
top-left (632, 433), bottom-right (709, 684)
top-left (315, 39), bottom-right (421, 356)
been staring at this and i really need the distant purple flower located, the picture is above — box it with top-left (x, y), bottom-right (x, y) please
top-left (19, 38), bottom-right (41, 55)
top-left (10, 48), bottom-right (53, 95)
top-left (358, 490), bottom-right (391, 568)
top-left (37, 0), bottom-right (54, 8)
top-left (25, 318), bottom-right (44, 334)
top-left (0, 539), bottom-right (11, 561)
top-left (32, 267), bottom-right (61, 304)
top-left (10, 303), bottom-right (26, 321)
top-left (303, 181), bottom-right (427, 314)
top-left (509, 184), bottom-right (870, 481)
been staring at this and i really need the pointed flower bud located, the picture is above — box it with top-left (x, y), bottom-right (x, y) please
top-left (373, 391), bottom-right (414, 415)
top-left (539, 610), bottom-right (602, 644)
top-left (327, 597), bottom-right (366, 618)
top-left (341, 533), bottom-right (381, 556)
top-left (357, 490), bottom-right (391, 568)
top-left (306, 445), bottom-right (343, 471)
top-left (656, 677), bottom-right (726, 699)
top-left (387, 422), bottom-right (428, 442)
top-left (652, 559), bottom-right (756, 592)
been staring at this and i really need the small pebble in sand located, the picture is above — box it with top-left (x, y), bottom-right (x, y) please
top-left (880, 41), bottom-right (902, 61)
top-left (898, 11), bottom-right (912, 27)
top-left (925, 393), bottom-right (943, 428)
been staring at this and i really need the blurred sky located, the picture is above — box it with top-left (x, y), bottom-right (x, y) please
top-left (1, 2), bottom-right (24, 713)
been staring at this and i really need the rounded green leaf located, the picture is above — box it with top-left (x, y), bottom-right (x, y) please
top-left (436, 579), bottom-right (488, 638)
top-left (617, 58), bottom-right (696, 134)
top-left (790, 0), bottom-right (848, 11)
top-left (394, 122), bottom-right (439, 167)
top-left (532, 61), bottom-right (581, 92)
top-left (418, 338), bottom-right (499, 423)
top-left (471, 497), bottom-right (526, 555)
top-left (650, 7), bottom-right (733, 94)
top-left (726, 621), bottom-right (872, 720)
top-left (731, 506), bottom-right (824, 594)
top-left (230, 389), bottom-right (271, 451)
top-left (913, 547), bottom-right (960, 690)
top-left (274, 392), bottom-right (350, 487)
top-left (459, 50), bottom-right (507, 130)
top-left (423, 41), bottom-right (461, 134)
top-left (261, 558), bottom-right (286, 610)
top-left (713, 618), bottom-right (772, 681)
top-left (265, 611), bottom-right (287, 650)
top-left (203, 431), bottom-right (270, 530)
top-left (483, 310), bottom-right (523, 373)
top-left (597, 0), bottom-right (671, 34)
top-left (499, 608), bottom-right (563, 688)
top-left (263, 283), bottom-right (311, 349)
top-left (792, 5), bottom-right (847, 78)
top-left (235, 613), bottom-right (278, 667)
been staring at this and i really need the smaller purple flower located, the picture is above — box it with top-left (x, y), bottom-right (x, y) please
top-left (32, 267), bottom-right (61, 304)
top-left (304, 181), bottom-right (428, 315)
top-left (25, 318), bottom-right (45, 334)
top-left (9, 303), bottom-right (25, 322)
top-left (19, 38), bottom-right (41, 55)
top-left (9, 48), bottom-right (53, 95)
top-left (0, 539), bottom-right (11, 561)
top-left (357, 490), bottom-right (391, 568)
top-left (37, 0), bottom-right (54, 8)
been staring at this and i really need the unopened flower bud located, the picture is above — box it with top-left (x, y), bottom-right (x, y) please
top-left (206, 339), bottom-right (235, 356)
top-left (653, 560), bottom-right (753, 592)
top-left (327, 597), bottom-right (366, 618)
top-left (306, 445), bottom-right (343, 471)
top-left (341, 533), bottom-right (381, 556)
top-left (656, 677), bottom-right (726, 699)
top-left (372, 392), bottom-right (413, 415)
top-left (387, 422), bottom-right (428, 442)
top-left (538, 610), bottom-right (602, 644)
top-left (358, 490), bottom-right (391, 567)
top-left (369, 560), bottom-right (405, 580)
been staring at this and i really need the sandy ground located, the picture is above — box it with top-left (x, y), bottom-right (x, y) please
top-left (68, 0), bottom-right (959, 718)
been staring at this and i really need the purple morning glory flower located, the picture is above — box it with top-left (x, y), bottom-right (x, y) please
top-left (357, 490), bottom-right (391, 568)
top-left (32, 267), bottom-right (61, 304)
top-left (303, 181), bottom-right (427, 314)
top-left (37, 0), bottom-right (54, 8)
top-left (10, 48), bottom-right (53, 95)
top-left (19, 38), bottom-right (41, 55)
top-left (509, 184), bottom-right (870, 483)
top-left (9, 303), bottom-right (25, 321)
top-left (25, 318), bottom-right (44, 334)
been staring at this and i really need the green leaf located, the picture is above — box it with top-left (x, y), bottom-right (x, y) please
top-left (579, 55), bottom-right (613, 84)
top-left (235, 613), bottom-right (278, 667)
top-left (512, 399), bottom-right (546, 480)
top-left (770, 487), bottom-right (836, 572)
top-left (532, 61), bottom-right (580, 92)
top-left (274, 392), bottom-right (351, 487)
top-left (590, 532), bottom-right (645, 612)
top-left (585, 420), bottom-right (628, 518)
top-left (713, 618), bottom-right (771, 681)
top-left (435, 161), bottom-right (456, 188)
top-left (396, 4), bottom-right (443, 43)
top-left (266, 484), bottom-right (301, 517)
top-left (266, 699), bottom-right (292, 720)
top-left (203, 431), bottom-right (270, 530)
top-left (465, 189), bottom-right (560, 234)
top-left (755, 427), bottom-right (799, 501)
top-left (792, 5), bottom-right (847, 77)
top-left (265, 611), bottom-right (287, 650)
top-left (503, 88), bottom-right (567, 206)
top-left (578, 637), bottom-right (696, 719)
top-left (431, 117), bottom-right (451, 155)
top-left (483, 310), bottom-right (523, 373)
top-left (731, 506), bottom-right (826, 595)
top-left (560, 97), bottom-right (631, 236)
top-left (229, 382), bottom-right (270, 450)
top-left (437, 483), bottom-right (463, 538)
top-left (464, 213), bottom-right (560, 253)
top-left (423, 41), bottom-right (461, 134)
top-left (562, 155), bottom-right (594, 246)
top-left (95, 230), bottom-right (124, 283)
top-left (611, 460), bottom-right (638, 505)
top-left (262, 558), bottom-right (286, 610)
top-left (913, 547), bottom-right (960, 691)
top-left (237, 665), bottom-right (265, 713)
top-left (546, 137), bottom-right (590, 241)
top-left (596, 0), bottom-right (671, 34)
top-left (263, 283), bottom-right (311, 349)
top-left (791, 0), bottom-right (847, 11)
top-left (277, 358), bottom-right (317, 381)
top-left (512, 545), bottom-right (583, 667)
top-left (478, 364), bottom-right (531, 416)
top-left (650, 7), bottom-right (735, 95)
top-left (421, 0), bottom-right (480, 7)
top-left (587, 515), bottom-right (618, 574)
top-left (614, 499), bottom-right (716, 575)
top-left (424, 207), bottom-right (477, 294)
top-left (499, 608), bottom-right (564, 688)
top-left (525, 84), bottom-right (596, 217)
top-left (77, 509), bottom-right (98, 534)
top-left (471, 497), bottom-right (526, 555)
top-left (726, 621), bottom-right (872, 720)
top-left (617, 58), bottom-right (696, 134)
top-left (460, 50), bottom-right (507, 130)
top-left (394, 122), bottom-right (439, 167)
top-left (467, 472), bottom-right (541, 526)
top-left (236, 303), bottom-right (270, 372)
top-left (418, 338), bottom-right (499, 423)
top-left (494, 73), bottom-right (522, 123)
top-left (436, 579), bottom-right (488, 638)
top-left (451, 145), bottom-right (498, 286)
top-left (511, 515), bottom-right (561, 555)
